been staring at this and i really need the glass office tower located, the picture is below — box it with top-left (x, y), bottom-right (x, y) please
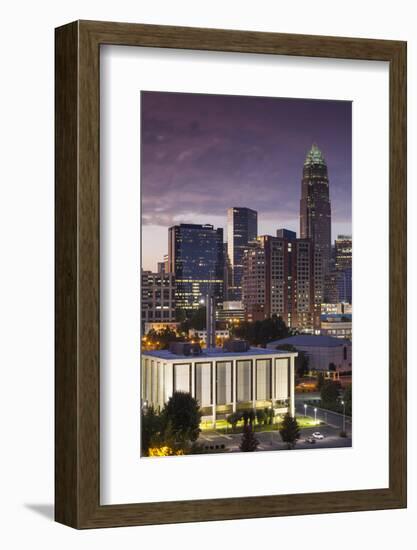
top-left (168, 223), bottom-right (224, 313)
top-left (227, 207), bottom-right (258, 301)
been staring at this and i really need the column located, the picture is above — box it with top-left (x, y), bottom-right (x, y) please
top-left (232, 359), bottom-right (237, 413)
top-left (252, 359), bottom-right (256, 410)
top-left (191, 361), bottom-right (195, 398)
top-left (212, 361), bottom-right (217, 428)
top-left (289, 356), bottom-right (295, 417)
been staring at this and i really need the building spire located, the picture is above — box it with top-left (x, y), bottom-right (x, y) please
top-left (304, 143), bottom-right (326, 166)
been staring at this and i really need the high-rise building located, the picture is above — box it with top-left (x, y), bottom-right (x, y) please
top-left (300, 144), bottom-right (332, 275)
top-left (335, 235), bottom-right (352, 272)
top-left (227, 207), bottom-right (258, 300)
top-left (324, 235), bottom-right (353, 304)
top-left (276, 228), bottom-right (296, 241)
top-left (157, 254), bottom-right (169, 274)
top-left (168, 223), bottom-right (224, 312)
top-left (141, 270), bottom-right (176, 325)
top-left (242, 233), bottom-right (323, 331)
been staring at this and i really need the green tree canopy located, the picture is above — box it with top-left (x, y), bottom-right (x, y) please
top-left (162, 391), bottom-right (201, 443)
top-left (239, 424), bottom-right (259, 452)
top-left (279, 413), bottom-right (300, 449)
top-left (320, 380), bottom-right (340, 408)
top-left (232, 314), bottom-right (290, 346)
top-left (141, 405), bottom-right (164, 457)
top-left (316, 372), bottom-right (325, 391)
top-left (343, 384), bottom-right (352, 416)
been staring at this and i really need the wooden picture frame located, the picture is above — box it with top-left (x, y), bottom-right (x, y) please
top-left (55, 20), bottom-right (407, 528)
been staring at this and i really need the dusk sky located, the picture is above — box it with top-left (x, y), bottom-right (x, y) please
top-left (141, 91), bottom-right (352, 271)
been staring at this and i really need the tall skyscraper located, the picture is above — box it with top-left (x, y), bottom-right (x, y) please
top-left (300, 144), bottom-right (332, 275)
top-left (335, 235), bottom-right (352, 272)
top-left (168, 224), bottom-right (224, 313)
top-left (334, 234), bottom-right (352, 303)
top-left (242, 233), bottom-right (323, 332)
top-left (227, 207), bottom-right (258, 300)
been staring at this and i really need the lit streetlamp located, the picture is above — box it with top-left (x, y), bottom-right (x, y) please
top-left (304, 403), bottom-right (307, 417)
top-left (314, 407), bottom-right (317, 425)
top-left (341, 400), bottom-right (346, 433)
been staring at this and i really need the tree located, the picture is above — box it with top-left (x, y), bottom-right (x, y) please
top-left (316, 372), bottom-right (325, 391)
top-left (320, 380), bottom-right (340, 408)
top-left (343, 383), bottom-right (352, 416)
top-left (226, 412), bottom-right (241, 431)
top-left (162, 391), bottom-right (201, 443)
top-left (279, 413), bottom-right (300, 449)
top-left (256, 409), bottom-right (266, 425)
top-left (232, 315), bottom-right (290, 346)
top-left (143, 327), bottom-right (181, 350)
top-left (141, 406), bottom-right (163, 456)
top-left (239, 424), bottom-right (259, 452)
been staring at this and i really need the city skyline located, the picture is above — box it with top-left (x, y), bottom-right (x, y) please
top-left (141, 91), bottom-right (352, 271)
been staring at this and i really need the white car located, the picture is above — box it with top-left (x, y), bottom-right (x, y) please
top-left (312, 432), bottom-right (324, 440)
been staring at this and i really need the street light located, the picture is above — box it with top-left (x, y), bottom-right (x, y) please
top-left (304, 403), bottom-right (307, 418)
top-left (341, 400), bottom-right (346, 433)
top-left (314, 407), bottom-right (317, 425)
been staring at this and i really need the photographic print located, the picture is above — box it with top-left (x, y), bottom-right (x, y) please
top-left (140, 91), bottom-right (352, 458)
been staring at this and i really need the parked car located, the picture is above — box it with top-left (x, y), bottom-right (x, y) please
top-left (312, 432), bottom-right (324, 440)
top-left (305, 437), bottom-right (316, 444)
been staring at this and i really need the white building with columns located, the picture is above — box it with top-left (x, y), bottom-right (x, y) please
top-left (141, 347), bottom-right (297, 424)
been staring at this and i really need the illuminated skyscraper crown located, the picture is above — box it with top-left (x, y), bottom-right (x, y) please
top-left (304, 143), bottom-right (326, 166)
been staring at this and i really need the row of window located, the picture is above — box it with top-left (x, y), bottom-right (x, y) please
top-left (143, 358), bottom-right (290, 407)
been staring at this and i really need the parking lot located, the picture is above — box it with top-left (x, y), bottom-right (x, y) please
top-left (198, 422), bottom-right (352, 453)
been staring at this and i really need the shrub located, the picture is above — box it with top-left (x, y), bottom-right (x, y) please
top-left (239, 424), bottom-right (259, 452)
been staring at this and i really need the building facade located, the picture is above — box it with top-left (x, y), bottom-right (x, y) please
top-left (321, 316), bottom-right (352, 340)
top-left (216, 300), bottom-right (246, 324)
top-left (141, 270), bottom-right (176, 324)
top-left (300, 144), bottom-right (332, 276)
top-left (335, 235), bottom-right (352, 272)
top-left (227, 207), bottom-right (258, 301)
top-left (168, 223), bottom-right (224, 312)
top-left (267, 334), bottom-right (352, 373)
top-left (141, 346), bottom-right (296, 425)
top-left (157, 254), bottom-right (169, 274)
top-left (242, 233), bottom-right (323, 331)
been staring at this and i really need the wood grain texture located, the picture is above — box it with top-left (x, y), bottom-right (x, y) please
top-left (55, 20), bottom-right (407, 529)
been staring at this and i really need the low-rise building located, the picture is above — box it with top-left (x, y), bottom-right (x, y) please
top-left (141, 270), bottom-right (176, 324)
top-left (321, 315), bottom-right (352, 340)
top-left (321, 302), bottom-right (352, 315)
top-left (141, 344), bottom-right (297, 424)
top-left (216, 300), bottom-right (245, 324)
top-left (267, 334), bottom-right (352, 373)
top-left (189, 329), bottom-right (230, 344)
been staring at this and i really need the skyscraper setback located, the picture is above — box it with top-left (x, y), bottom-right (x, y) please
top-left (227, 207), bottom-right (258, 301)
top-left (300, 144), bottom-right (332, 275)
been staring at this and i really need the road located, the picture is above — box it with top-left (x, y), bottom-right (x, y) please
top-left (295, 401), bottom-right (352, 433)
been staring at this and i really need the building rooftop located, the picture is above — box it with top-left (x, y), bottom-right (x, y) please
top-left (304, 143), bottom-right (326, 167)
top-left (142, 346), bottom-right (297, 361)
top-left (267, 335), bottom-right (350, 348)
